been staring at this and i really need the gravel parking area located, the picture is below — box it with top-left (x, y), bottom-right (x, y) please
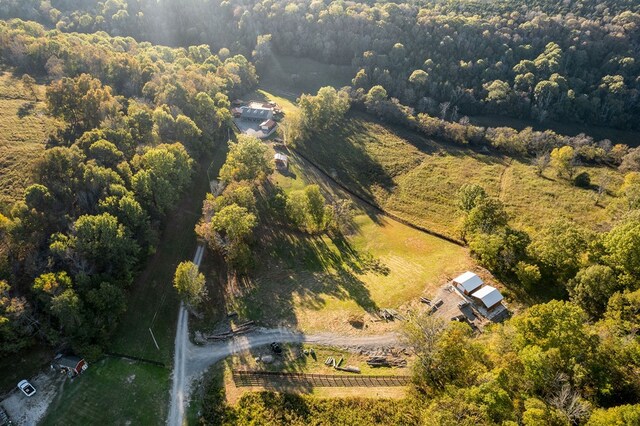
top-left (0, 371), bottom-right (64, 426)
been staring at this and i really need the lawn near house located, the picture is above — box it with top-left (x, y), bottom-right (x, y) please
top-left (41, 358), bottom-right (170, 426)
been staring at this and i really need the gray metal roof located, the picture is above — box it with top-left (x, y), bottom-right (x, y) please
top-left (240, 106), bottom-right (272, 120)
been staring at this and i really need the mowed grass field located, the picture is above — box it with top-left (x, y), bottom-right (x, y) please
top-left (225, 143), bottom-right (473, 334)
top-left (0, 72), bottom-right (57, 209)
top-left (301, 112), bottom-right (624, 239)
top-left (41, 358), bottom-right (170, 426)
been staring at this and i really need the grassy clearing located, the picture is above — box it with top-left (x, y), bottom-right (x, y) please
top-left (301, 112), bottom-right (625, 239)
top-left (222, 147), bottom-right (472, 334)
top-left (0, 72), bottom-right (57, 210)
top-left (259, 54), bottom-right (355, 100)
top-left (111, 145), bottom-right (227, 364)
top-left (222, 351), bottom-right (408, 405)
top-left (41, 358), bottom-right (170, 426)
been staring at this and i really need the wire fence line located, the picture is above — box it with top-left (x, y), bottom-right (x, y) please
top-left (232, 370), bottom-right (411, 387)
top-left (288, 146), bottom-right (465, 246)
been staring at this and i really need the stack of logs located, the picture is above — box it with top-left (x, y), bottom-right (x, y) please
top-left (203, 321), bottom-right (255, 341)
top-left (366, 356), bottom-right (407, 368)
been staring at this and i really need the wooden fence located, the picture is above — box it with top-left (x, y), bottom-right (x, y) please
top-left (232, 370), bottom-right (410, 387)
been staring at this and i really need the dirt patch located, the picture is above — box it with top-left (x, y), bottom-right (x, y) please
top-left (0, 371), bottom-right (64, 426)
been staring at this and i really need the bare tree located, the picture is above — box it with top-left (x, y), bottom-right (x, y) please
top-left (533, 151), bottom-right (551, 176)
top-left (450, 105), bottom-right (459, 122)
top-left (547, 382), bottom-right (591, 425)
top-left (595, 171), bottom-right (610, 206)
top-left (439, 101), bottom-right (450, 120)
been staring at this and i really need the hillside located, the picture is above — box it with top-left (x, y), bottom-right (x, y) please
top-left (0, 72), bottom-right (56, 209)
top-left (300, 113), bottom-right (625, 239)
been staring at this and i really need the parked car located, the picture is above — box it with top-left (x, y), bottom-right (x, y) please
top-left (17, 380), bottom-right (36, 397)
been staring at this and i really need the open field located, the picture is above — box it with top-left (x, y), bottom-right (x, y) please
top-left (41, 358), bottom-right (170, 426)
top-left (228, 343), bottom-right (411, 376)
top-left (0, 72), bottom-right (57, 209)
top-left (219, 145), bottom-right (473, 334)
top-left (259, 54), bottom-right (355, 100)
top-left (300, 112), bottom-right (625, 239)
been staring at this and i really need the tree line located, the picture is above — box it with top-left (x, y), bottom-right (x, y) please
top-left (2, 0), bottom-right (639, 129)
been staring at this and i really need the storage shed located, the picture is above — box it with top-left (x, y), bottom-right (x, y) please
top-left (51, 354), bottom-right (88, 378)
top-left (471, 285), bottom-right (504, 311)
top-left (274, 153), bottom-right (289, 170)
top-left (452, 271), bottom-right (483, 295)
top-left (260, 119), bottom-right (277, 132)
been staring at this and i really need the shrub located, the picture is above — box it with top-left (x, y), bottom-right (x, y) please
top-left (574, 171), bottom-right (591, 188)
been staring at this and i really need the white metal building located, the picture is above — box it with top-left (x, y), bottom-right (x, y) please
top-left (452, 271), bottom-right (483, 295)
top-left (471, 285), bottom-right (504, 311)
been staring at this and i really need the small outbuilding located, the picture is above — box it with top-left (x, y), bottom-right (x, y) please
top-left (260, 119), bottom-right (277, 132)
top-left (274, 153), bottom-right (289, 170)
top-left (452, 271), bottom-right (483, 295)
top-left (471, 285), bottom-right (504, 311)
top-left (51, 354), bottom-right (88, 378)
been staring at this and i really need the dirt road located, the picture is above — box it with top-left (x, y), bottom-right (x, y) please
top-left (167, 243), bottom-right (204, 426)
top-left (168, 324), bottom-right (402, 425)
top-left (166, 244), bottom-right (403, 425)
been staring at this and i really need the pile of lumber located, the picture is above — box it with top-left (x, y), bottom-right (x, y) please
top-left (366, 356), bottom-right (407, 368)
top-left (324, 356), bottom-right (360, 373)
top-left (324, 356), bottom-right (344, 368)
top-left (204, 321), bottom-right (255, 341)
top-left (379, 308), bottom-right (405, 321)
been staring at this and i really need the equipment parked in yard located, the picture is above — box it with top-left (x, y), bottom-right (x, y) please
top-left (270, 342), bottom-right (283, 354)
top-left (379, 308), bottom-right (405, 321)
top-left (334, 365), bottom-right (361, 373)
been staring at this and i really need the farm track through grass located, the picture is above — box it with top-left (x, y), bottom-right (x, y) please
top-left (301, 112), bottom-right (624, 238)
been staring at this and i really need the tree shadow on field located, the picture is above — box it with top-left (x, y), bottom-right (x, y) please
top-left (353, 111), bottom-right (511, 167)
top-left (233, 223), bottom-right (386, 328)
top-left (298, 118), bottom-right (396, 209)
top-left (17, 101), bottom-right (35, 118)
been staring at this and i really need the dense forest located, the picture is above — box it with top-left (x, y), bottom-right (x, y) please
top-left (0, 0), bottom-right (639, 424)
top-left (2, 0), bottom-right (639, 129)
top-left (0, 19), bottom-right (256, 356)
